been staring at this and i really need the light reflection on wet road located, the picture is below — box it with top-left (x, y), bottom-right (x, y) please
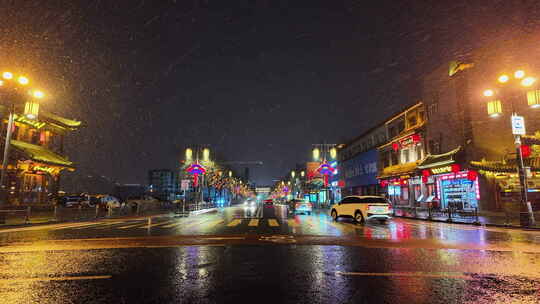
top-left (0, 204), bottom-right (539, 303)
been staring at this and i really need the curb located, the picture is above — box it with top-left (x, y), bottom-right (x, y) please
top-left (394, 214), bottom-right (540, 230)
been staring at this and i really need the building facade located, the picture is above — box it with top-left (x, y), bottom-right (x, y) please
top-left (148, 169), bottom-right (180, 201)
top-left (377, 102), bottom-right (428, 206)
top-left (421, 35), bottom-right (540, 212)
top-left (0, 105), bottom-right (81, 205)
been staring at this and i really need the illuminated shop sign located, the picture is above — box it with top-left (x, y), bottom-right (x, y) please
top-left (430, 164), bottom-right (460, 175)
top-left (392, 134), bottom-right (421, 151)
top-left (33, 165), bottom-right (56, 174)
top-left (431, 166), bottom-right (452, 174)
top-left (13, 114), bottom-right (46, 129)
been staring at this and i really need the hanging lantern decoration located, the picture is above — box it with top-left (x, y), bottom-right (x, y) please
top-left (520, 145), bottom-right (532, 158)
top-left (24, 101), bottom-right (39, 120)
top-left (487, 100), bottom-right (502, 117)
top-left (186, 163), bottom-right (207, 187)
top-left (527, 90), bottom-right (540, 108)
top-left (317, 162), bottom-right (335, 187)
top-left (422, 169), bottom-right (430, 177)
top-left (422, 175), bottom-right (428, 184)
top-left (467, 170), bottom-right (478, 181)
top-left (392, 142), bottom-right (399, 152)
top-left (451, 164), bottom-right (461, 174)
top-left (412, 134), bottom-right (421, 143)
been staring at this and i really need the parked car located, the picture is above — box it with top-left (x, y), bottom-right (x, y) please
top-left (57, 195), bottom-right (85, 208)
top-left (330, 196), bottom-right (392, 224)
top-left (288, 199), bottom-right (313, 215)
top-left (98, 195), bottom-right (122, 208)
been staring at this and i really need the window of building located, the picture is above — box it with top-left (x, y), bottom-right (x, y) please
top-left (391, 150), bottom-right (398, 165)
top-left (398, 120), bottom-right (405, 133)
top-left (401, 149), bottom-right (410, 163)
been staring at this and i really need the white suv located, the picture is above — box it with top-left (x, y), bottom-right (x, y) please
top-left (330, 196), bottom-right (392, 224)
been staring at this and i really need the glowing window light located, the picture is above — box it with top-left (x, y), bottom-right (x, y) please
top-left (527, 90), bottom-right (540, 108)
top-left (487, 100), bottom-right (502, 117)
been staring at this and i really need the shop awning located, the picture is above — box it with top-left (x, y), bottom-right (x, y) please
top-left (10, 140), bottom-right (74, 168)
top-left (378, 162), bottom-right (419, 179)
top-left (418, 146), bottom-right (461, 169)
top-left (470, 157), bottom-right (540, 173)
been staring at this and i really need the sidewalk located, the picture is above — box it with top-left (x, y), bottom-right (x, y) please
top-left (0, 204), bottom-right (175, 228)
top-left (393, 207), bottom-right (540, 229)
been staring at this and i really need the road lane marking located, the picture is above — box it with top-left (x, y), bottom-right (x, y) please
top-left (161, 220), bottom-right (192, 228)
top-left (268, 219), bottom-right (279, 227)
top-left (137, 219), bottom-right (176, 229)
top-left (248, 219), bottom-right (259, 227)
top-left (335, 271), bottom-right (471, 280)
top-left (0, 275), bottom-right (112, 284)
top-left (117, 222), bottom-right (146, 229)
top-left (227, 219), bottom-right (242, 227)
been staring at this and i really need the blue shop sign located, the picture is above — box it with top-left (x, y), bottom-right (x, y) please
top-left (340, 149), bottom-right (378, 188)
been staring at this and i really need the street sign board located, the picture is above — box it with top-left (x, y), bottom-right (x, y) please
top-left (511, 115), bottom-right (526, 135)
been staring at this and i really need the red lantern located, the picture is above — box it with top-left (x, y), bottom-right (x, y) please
top-left (392, 142), bottom-right (399, 151)
top-left (412, 134), bottom-right (421, 143)
top-left (467, 170), bottom-right (478, 181)
top-left (422, 169), bottom-right (430, 177)
top-left (338, 180), bottom-right (346, 188)
top-left (379, 180), bottom-right (388, 187)
top-left (520, 145), bottom-right (531, 158)
top-left (422, 175), bottom-right (428, 183)
top-left (451, 164), bottom-right (461, 174)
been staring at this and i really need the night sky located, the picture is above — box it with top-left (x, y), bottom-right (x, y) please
top-left (1, 1), bottom-right (538, 189)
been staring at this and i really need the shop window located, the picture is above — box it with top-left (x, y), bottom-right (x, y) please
top-left (401, 187), bottom-right (409, 201)
top-left (31, 131), bottom-right (40, 145)
top-left (397, 120), bottom-right (405, 133)
top-left (407, 115), bottom-right (417, 128)
top-left (402, 149), bottom-right (410, 163)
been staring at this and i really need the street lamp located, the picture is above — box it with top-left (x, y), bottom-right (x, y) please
top-left (483, 69), bottom-right (538, 227)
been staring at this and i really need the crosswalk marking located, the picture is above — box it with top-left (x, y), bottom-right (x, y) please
top-left (268, 219), bottom-right (279, 227)
top-left (248, 219), bottom-right (259, 227)
top-left (227, 219), bottom-right (242, 227)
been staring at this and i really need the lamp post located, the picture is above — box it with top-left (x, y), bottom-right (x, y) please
top-left (0, 72), bottom-right (45, 207)
top-left (312, 143), bottom-right (338, 208)
top-left (483, 69), bottom-right (537, 227)
top-left (184, 145), bottom-right (211, 210)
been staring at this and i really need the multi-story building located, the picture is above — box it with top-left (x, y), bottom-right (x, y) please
top-left (148, 169), bottom-right (180, 201)
top-left (421, 33), bottom-right (540, 212)
top-left (0, 105), bottom-right (81, 204)
top-left (338, 123), bottom-right (387, 197)
top-left (377, 102), bottom-right (427, 206)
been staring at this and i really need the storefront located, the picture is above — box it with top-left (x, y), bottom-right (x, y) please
top-left (417, 147), bottom-right (480, 210)
top-left (471, 157), bottom-right (540, 212)
top-left (1, 105), bottom-right (81, 205)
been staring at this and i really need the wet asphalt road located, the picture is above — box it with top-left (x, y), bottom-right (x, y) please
top-left (0, 203), bottom-right (539, 303)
